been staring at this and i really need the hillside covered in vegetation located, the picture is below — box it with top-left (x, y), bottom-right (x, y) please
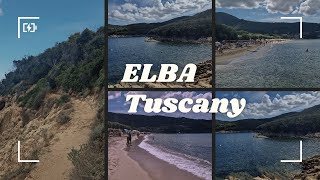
top-left (108, 9), bottom-right (212, 41)
top-left (257, 105), bottom-right (320, 136)
top-left (108, 113), bottom-right (212, 133)
top-left (217, 105), bottom-right (320, 137)
top-left (216, 12), bottom-right (320, 40)
top-left (0, 28), bottom-right (104, 109)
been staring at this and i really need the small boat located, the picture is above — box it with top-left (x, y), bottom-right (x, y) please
top-left (144, 37), bottom-right (158, 42)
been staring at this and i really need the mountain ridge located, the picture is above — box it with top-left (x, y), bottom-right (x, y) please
top-left (216, 12), bottom-right (320, 39)
top-left (217, 104), bottom-right (320, 136)
top-left (108, 9), bottom-right (212, 40)
top-left (108, 112), bottom-right (212, 133)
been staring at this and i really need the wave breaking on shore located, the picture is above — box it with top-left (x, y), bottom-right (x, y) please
top-left (139, 135), bottom-right (212, 180)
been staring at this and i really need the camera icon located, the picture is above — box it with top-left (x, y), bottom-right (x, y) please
top-left (23, 23), bottom-right (37, 33)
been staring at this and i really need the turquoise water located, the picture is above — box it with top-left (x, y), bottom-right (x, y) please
top-left (108, 37), bottom-right (212, 84)
top-left (216, 133), bottom-right (320, 179)
top-left (216, 40), bottom-right (320, 88)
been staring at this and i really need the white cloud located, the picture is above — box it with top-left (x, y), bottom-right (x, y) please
top-left (299, 0), bottom-right (320, 15)
top-left (216, 0), bottom-right (320, 16)
top-left (109, 0), bottom-right (212, 23)
top-left (0, 0), bottom-right (3, 16)
top-left (242, 92), bottom-right (320, 119)
top-left (265, 0), bottom-right (301, 14)
top-left (216, 0), bottom-right (264, 9)
top-left (108, 91), bottom-right (122, 100)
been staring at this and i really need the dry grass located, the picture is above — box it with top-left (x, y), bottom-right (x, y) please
top-left (68, 105), bottom-right (104, 180)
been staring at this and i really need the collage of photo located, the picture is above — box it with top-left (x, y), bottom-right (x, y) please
top-left (108, 0), bottom-right (213, 179)
top-left (108, 0), bottom-right (320, 180)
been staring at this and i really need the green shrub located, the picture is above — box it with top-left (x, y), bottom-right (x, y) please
top-left (18, 78), bottom-right (48, 110)
top-left (56, 94), bottom-right (70, 106)
top-left (56, 111), bottom-right (71, 125)
top-left (90, 123), bottom-right (104, 142)
top-left (68, 144), bottom-right (104, 180)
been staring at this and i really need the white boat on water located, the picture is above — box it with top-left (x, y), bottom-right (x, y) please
top-left (144, 37), bottom-right (158, 42)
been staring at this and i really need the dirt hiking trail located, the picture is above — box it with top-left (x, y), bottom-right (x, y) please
top-left (26, 98), bottom-right (97, 180)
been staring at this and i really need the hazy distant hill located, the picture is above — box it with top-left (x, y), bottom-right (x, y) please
top-left (108, 9), bottom-right (212, 40)
top-left (257, 105), bottom-right (320, 135)
top-left (216, 12), bottom-right (320, 39)
top-left (108, 112), bottom-right (212, 133)
top-left (216, 119), bottom-right (270, 132)
top-left (217, 105), bottom-right (320, 136)
top-left (216, 112), bottom-right (296, 132)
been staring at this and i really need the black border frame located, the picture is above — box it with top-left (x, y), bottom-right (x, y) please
top-left (106, 0), bottom-right (215, 179)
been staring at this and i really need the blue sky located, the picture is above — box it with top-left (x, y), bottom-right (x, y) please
top-left (216, 0), bottom-right (320, 23)
top-left (217, 91), bottom-right (320, 121)
top-left (108, 91), bottom-right (212, 120)
top-left (108, 0), bottom-right (212, 25)
top-left (0, 0), bottom-right (103, 79)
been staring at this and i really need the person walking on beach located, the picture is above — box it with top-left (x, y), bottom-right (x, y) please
top-left (128, 131), bottom-right (132, 145)
top-left (126, 133), bottom-right (130, 145)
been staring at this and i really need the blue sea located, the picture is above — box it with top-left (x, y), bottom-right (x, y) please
top-left (216, 40), bottom-right (320, 88)
top-left (108, 37), bottom-right (212, 84)
top-left (216, 133), bottom-right (320, 179)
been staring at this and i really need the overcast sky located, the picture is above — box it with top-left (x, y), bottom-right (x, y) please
top-left (108, 0), bottom-right (212, 25)
top-left (217, 91), bottom-right (320, 121)
top-left (216, 0), bottom-right (320, 23)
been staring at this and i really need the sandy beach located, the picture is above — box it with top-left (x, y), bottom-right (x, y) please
top-left (215, 40), bottom-right (289, 65)
top-left (108, 136), bottom-right (203, 180)
top-left (108, 136), bottom-right (151, 180)
top-left (215, 44), bottom-right (261, 65)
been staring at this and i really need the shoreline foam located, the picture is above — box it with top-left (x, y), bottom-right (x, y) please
top-left (137, 135), bottom-right (212, 180)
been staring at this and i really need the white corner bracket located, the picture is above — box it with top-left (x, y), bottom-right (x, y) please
top-left (17, 17), bottom-right (40, 39)
top-left (281, 140), bottom-right (302, 163)
top-left (18, 141), bottom-right (40, 163)
top-left (281, 17), bottom-right (303, 39)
